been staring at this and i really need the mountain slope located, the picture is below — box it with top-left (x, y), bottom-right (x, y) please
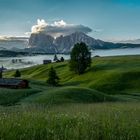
top-left (28, 32), bottom-right (140, 53)
top-left (54, 32), bottom-right (104, 53)
top-left (0, 37), bottom-right (28, 50)
top-left (28, 33), bottom-right (57, 53)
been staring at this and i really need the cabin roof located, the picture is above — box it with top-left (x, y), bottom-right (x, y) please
top-left (0, 78), bottom-right (27, 86)
top-left (43, 60), bottom-right (52, 62)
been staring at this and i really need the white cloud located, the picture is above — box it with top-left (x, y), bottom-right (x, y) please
top-left (27, 19), bottom-right (92, 37)
top-left (52, 20), bottom-right (67, 27)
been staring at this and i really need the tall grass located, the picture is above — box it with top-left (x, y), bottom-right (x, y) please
top-left (0, 88), bottom-right (41, 106)
top-left (0, 103), bottom-right (140, 140)
top-left (1, 56), bottom-right (140, 139)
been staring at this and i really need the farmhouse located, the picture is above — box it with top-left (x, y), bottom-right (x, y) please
top-left (43, 60), bottom-right (52, 64)
top-left (0, 78), bottom-right (29, 89)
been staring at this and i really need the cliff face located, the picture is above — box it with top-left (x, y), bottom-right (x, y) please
top-left (28, 32), bottom-right (105, 53)
top-left (54, 32), bottom-right (104, 53)
top-left (28, 32), bottom-right (140, 53)
top-left (28, 33), bottom-right (57, 53)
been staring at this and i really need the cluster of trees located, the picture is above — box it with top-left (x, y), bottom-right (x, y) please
top-left (53, 54), bottom-right (64, 62)
top-left (47, 42), bottom-right (91, 86)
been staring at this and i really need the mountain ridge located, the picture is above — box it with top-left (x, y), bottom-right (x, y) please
top-left (0, 33), bottom-right (140, 54)
top-left (28, 32), bottom-right (140, 53)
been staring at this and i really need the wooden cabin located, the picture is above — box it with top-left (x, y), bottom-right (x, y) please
top-left (0, 78), bottom-right (29, 89)
top-left (43, 60), bottom-right (52, 64)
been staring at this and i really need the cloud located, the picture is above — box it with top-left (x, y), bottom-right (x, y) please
top-left (27, 19), bottom-right (92, 37)
top-left (0, 36), bottom-right (28, 41)
top-left (94, 29), bottom-right (103, 33)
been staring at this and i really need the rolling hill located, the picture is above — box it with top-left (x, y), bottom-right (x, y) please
top-left (4, 55), bottom-right (140, 105)
top-left (1, 55), bottom-right (140, 139)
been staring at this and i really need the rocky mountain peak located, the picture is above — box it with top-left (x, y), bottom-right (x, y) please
top-left (28, 32), bottom-right (133, 53)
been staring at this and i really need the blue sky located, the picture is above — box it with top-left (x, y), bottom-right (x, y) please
top-left (0, 0), bottom-right (140, 41)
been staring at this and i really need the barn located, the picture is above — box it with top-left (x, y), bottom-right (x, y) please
top-left (0, 78), bottom-right (29, 89)
top-left (43, 60), bottom-right (52, 64)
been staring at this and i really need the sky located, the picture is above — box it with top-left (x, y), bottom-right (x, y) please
top-left (0, 0), bottom-right (140, 41)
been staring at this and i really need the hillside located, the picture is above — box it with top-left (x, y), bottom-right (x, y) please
top-left (4, 55), bottom-right (140, 105)
top-left (1, 55), bottom-right (140, 139)
top-left (0, 50), bottom-right (29, 57)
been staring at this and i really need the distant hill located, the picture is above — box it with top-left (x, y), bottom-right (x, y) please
top-left (0, 50), bottom-right (29, 57)
top-left (119, 39), bottom-right (140, 44)
top-left (28, 32), bottom-right (140, 53)
top-left (0, 37), bottom-right (28, 51)
top-left (0, 34), bottom-right (140, 54)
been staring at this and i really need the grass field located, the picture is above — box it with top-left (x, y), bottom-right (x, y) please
top-left (0, 103), bottom-right (140, 140)
top-left (0, 55), bottom-right (140, 139)
top-left (4, 55), bottom-right (140, 103)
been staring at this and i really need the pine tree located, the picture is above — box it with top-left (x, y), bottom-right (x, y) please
top-left (47, 67), bottom-right (59, 86)
top-left (53, 54), bottom-right (58, 62)
top-left (0, 70), bottom-right (2, 78)
top-left (60, 57), bottom-right (64, 62)
top-left (14, 70), bottom-right (21, 78)
top-left (69, 42), bottom-right (91, 74)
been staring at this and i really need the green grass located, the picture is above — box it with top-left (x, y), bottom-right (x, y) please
top-left (0, 55), bottom-right (140, 139)
top-left (3, 55), bottom-right (140, 105)
top-left (23, 86), bottom-right (117, 105)
top-left (0, 103), bottom-right (140, 140)
top-left (5, 55), bottom-right (140, 95)
top-left (0, 88), bottom-right (41, 106)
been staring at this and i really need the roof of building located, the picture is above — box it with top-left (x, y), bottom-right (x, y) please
top-left (0, 78), bottom-right (28, 86)
top-left (43, 60), bottom-right (52, 62)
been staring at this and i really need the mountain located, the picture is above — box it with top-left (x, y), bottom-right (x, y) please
top-left (119, 39), bottom-right (140, 44)
top-left (28, 32), bottom-right (104, 53)
top-left (28, 33), bottom-right (57, 53)
top-left (0, 50), bottom-right (29, 57)
top-left (0, 37), bottom-right (28, 51)
top-left (28, 32), bottom-right (140, 53)
top-left (0, 33), bottom-right (140, 54)
top-left (54, 32), bottom-right (104, 53)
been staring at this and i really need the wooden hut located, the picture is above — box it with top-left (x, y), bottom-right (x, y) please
top-left (43, 60), bottom-right (52, 64)
top-left (0, 78), bottom-right (29, 89)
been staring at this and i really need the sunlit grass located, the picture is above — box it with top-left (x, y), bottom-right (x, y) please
top-left (4, 55), bottom-right (140, 95)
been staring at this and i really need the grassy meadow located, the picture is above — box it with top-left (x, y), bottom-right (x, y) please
top-left (0, 103), bottom-right (140, 140)
top-left (0, 55), bottom-right (140, 139)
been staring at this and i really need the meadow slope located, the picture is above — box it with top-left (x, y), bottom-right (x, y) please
top-left (4, 55), bottom-right (140, 104)
top-left (0, 55), bottom-right (140, 139)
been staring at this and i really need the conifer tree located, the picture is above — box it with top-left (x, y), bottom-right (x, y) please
top-left (0, 70), bottom-right (2, 78)
top-left (14, 69), bottom-right (21, 78)
top-left (47, 67), bottom-right (59, 86)
top-left (53, 54), bottom-right (58, 61)
top-left (69, 42), bottom-right (91, 74)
